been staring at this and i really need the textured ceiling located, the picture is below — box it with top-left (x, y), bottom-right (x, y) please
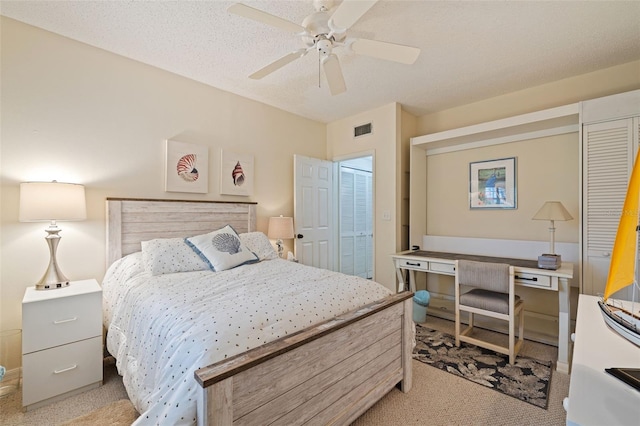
top-left (2, 0), bottom-right (640, 123)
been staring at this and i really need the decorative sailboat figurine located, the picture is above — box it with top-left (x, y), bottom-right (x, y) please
top-left (597, 151), bottom-right (640, 346)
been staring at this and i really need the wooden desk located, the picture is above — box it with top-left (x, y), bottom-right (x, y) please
top-left (566, 294), bottom-right (640, 426)
top-left (391, 250), bottom-right (574, 373)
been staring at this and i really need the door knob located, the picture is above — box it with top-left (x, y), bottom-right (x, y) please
top-left (297, 234), bottom-right (304, 239)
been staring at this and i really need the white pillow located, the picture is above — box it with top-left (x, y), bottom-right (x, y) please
top-left (141, 238), bottom-right (209, 276)
top-left (186, 225), bottom-right (259, 271)
top-left (239, 232), bottom-right (279, 261)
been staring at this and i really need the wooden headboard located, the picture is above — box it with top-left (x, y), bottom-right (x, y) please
top-left (106, 198), bottom-right (257, 267)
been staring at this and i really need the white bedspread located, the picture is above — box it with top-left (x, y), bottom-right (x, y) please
top-left (103, 253), bottom-right (392, 425)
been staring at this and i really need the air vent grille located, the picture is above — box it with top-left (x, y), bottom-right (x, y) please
top-left (354, 123), bottom-right (372, 138)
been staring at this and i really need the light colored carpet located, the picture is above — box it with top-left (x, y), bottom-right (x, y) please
top-left (60, 399), bottom-right (138, 426)
top-left (0, 316), bottom-right (568, 425)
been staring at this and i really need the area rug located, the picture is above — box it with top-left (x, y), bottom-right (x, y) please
top-left (60, 399), bottom-right (139, 426)
top-left (413, 325), bottom-right (552, 409)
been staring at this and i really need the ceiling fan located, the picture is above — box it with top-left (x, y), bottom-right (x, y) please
top-left (228, 0), bottom-right (421, 95)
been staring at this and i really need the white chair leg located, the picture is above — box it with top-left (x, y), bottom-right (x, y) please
top-left (509, 313), bottom-right (515, 365)
top-left (455, 308), bottom-right (460, 347)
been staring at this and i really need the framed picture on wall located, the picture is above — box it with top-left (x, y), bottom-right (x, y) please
top-left (165, 140), bottom-right (208, 193)
top-left (220, 150), bottom-right (254, 197)
top-left (469, 157), bottom-right (516, 209)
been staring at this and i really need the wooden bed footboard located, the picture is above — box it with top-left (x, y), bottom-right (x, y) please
top-left (194, 292), bottom-right (414, 426)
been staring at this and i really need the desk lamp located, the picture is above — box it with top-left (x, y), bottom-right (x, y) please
top-left (267, 215), bottom-right (294, 258)
top-left (532, 201), bottom-right (573, 269)
top-left (19, 181), bottom-right (87, 289)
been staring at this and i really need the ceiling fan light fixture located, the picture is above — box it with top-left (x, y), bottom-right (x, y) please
top-left (316, 38), bottom-right (333, 56)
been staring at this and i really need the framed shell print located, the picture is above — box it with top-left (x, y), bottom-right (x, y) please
top-left (165, 140), bottom-right (208, 193)
top-left (220, 150), bottom-right (254, 197)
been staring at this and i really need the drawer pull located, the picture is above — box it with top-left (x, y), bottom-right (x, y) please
top-left (515, 275), bottom-right (538, 282)
top-left (54, 364), bottom-right (78, 374)
top-left (53, 317), bottom-right (78, 324)
top-left (406, 262), bottom-right (421, 267)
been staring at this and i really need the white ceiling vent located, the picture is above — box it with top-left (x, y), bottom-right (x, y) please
top-left (354, 122), bottom-right (372, 138)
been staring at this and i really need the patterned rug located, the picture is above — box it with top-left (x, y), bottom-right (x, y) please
top-left (413, 325), bottom-right (552, 409)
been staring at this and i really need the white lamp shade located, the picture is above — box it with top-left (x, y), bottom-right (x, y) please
top-left (19, 182), bottom-right (87, 222)
top-left (532, 201), bottom-right (573, 221)
top-left (267, 216), bottom-right (294, 240)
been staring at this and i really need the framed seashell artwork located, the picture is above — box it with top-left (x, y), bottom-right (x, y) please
top-left (165, 139), bottom-right (209, 193)
top-left (220, 150), bottom-right (254, 197)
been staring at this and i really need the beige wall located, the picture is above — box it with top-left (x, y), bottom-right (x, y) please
top-left (426, 133), bottom-right (579, 242)
top-left (0, 18), bottom-right (326, 331)
top-left (415, 61), bottom-right (640, 246)
top-left (399, 110), bottom-right (417, 251)
top-left (326, 103), bottom-right (401, 292)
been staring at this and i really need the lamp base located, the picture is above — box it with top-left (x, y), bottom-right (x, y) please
top-left (538, 254), bottom-right (561, 270)
top-left (35, 226), bottom-right (70, 290)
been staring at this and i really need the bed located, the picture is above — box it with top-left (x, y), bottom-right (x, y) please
top-left (104, 198), bottom-right (413, 426)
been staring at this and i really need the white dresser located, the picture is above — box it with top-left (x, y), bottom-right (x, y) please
top-left (566, 294), bottom-right (640, 425)
top-left (22, 279), bottom-right (103, 410)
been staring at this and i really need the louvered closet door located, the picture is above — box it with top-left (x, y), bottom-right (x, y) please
top-left (583, 118), bottom-right (638, 298)
top-left (340, 170), bottom-right (356, 276)
top-left (339, 167), bottom-right (373, 279)
top-left (365, 174), bottom-right (373, 279)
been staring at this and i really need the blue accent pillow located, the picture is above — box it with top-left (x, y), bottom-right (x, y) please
top-left (185, 225), bottom-right (259, 271)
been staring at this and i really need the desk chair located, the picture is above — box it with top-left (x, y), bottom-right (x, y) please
top-left (454, 259), bottom-right (524, 364)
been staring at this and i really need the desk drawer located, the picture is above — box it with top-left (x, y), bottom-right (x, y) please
top-left (398, 259), bottom-right (429, 271)
top-left (515, 272), bottom-right (551, 289)
top-left (430, 262), bottom-right (456, 274)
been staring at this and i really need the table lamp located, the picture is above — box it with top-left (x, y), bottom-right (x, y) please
top-left (532, 201), bottom-right (573, 269)
top-left (19, 181), bottom-right (87, 289)
top-left (267, 215), bottom-right (294, 258)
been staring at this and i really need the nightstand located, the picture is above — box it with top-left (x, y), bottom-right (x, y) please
top-left (22, 279), bottom-right (103, 410)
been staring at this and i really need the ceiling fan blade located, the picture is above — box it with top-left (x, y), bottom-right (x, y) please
top-left (351, 38), bottom-right (420, 64)
top-left (228, 3), bottom-right (305, 33)
top-left (249, 49), bottom-right (308, 80)
top-left (329, 0), bottom-right (378, 33)
top-left (322, 54), bottom-right (346, 96)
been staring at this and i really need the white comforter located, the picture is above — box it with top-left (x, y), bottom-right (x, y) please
top-left (103, 253), bottom-right (392, 425)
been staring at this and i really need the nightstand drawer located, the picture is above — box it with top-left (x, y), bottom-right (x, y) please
top-left (22, 336), bottom-right (103, 407)
top-left (397, 258), bottom-right (429, 271)
top-left (22, 291), bottom-right (101, 354)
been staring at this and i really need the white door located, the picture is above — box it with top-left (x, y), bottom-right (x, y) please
top-left (294, 155), bottom-right (334, 270)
